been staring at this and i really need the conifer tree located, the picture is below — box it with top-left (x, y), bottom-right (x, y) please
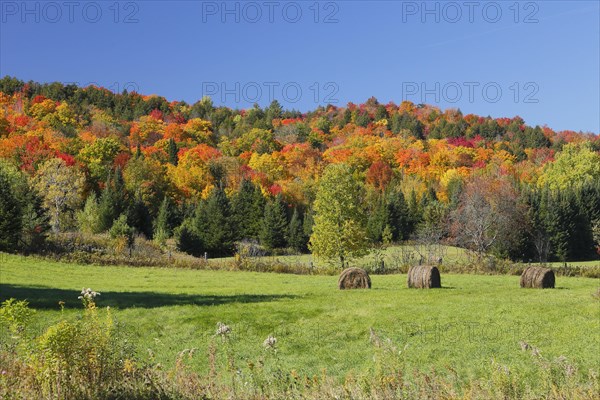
top-left (287, 207), bottom-right (307, 252)
top-left (367, 197), bottom-right (387, 243)
top-left (98, 168), bottom-right (129, 232)
top-left (230, 179), bottom-right (265, 240)
top-left (77, 192), bottom-right (102, 234)
top-left (195, 186), bottom-right (233, 256)
top-left (387, 190), bottom-right (410, 241)
top-left (260, 194), bottom-right (288, 250)
top-left (168, 138), bottom-right (178, 166)
top-left (0, 171), bottom-right (22, 252)
top-left (127, 195), bottom-right (153, 238)
top-left (154, 196), bottom-right (178, 241)
top-left (174, 219), bottom-right (203, 256)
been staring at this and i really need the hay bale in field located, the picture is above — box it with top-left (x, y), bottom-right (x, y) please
top-left (407, 265), bottom-right (441, 288)
top-left (520, 266), bottom-right (555, 288)
top-left (338, 267), bottom-right (371, 290)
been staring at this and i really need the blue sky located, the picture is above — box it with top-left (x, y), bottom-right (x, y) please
top-left (1, 1), bottom-right (598, 132)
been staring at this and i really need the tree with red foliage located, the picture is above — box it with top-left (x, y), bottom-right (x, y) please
top-left (366, 161), bottom-right (393, 192)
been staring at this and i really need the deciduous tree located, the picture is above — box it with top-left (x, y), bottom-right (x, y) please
top-left (451, 176), bottom-right (525, 261)
top-left (309, 163), bottom-right (370, 268)
top-left (34, 158), bottom-right (84, 232)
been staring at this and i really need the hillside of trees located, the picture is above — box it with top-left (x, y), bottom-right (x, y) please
top-left (0, 76), bottom-right (599, 264)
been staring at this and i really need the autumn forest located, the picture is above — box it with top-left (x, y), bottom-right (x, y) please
top-left (0, 76), bottom-right (599, 265)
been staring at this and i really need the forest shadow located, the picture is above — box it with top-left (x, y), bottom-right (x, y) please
top-left (0, 284), bottom-right (297, 310)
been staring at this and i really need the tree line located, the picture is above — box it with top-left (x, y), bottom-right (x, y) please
top-left (3, 156), bottom-right (597, 264)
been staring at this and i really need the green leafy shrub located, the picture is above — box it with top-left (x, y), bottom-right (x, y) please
top-left (0, 299), bottom-right (34, 337)
top-left (0, 290), bottom-right (141, 400)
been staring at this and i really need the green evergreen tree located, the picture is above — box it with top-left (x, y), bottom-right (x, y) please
top-left (127, 195), bottom-right (153, 239)
top-left (0, 171), bottom-right (22, 252)
top-left (287, 207), bottom-right (307, 252)
top-left (544, 192), bottom-right (573, 262)
top-left (354, 112), bottom-right (370, 127)
top-left (543, 190), bottom-right (595, 262)
top-left (407, 190), bottom-right (421, 234)
top-left (230, 179), bottom-right (265, 240)
top-left (374, 105), bottom-right (388, 121)
top-left (260, 194), bottom-right (288, 250)
top-left (338, 108), bottom-right (352, 128)
top-left (168, 138), bottom-right (178, 166)
top-left (153, 196), bottom-right (178, 241)
top-left (174, 219), bottom-right (203, 256)
top-left (1, 162), bottom-right (49, 251)
top-left (387, 190), bottom-right (410, 241)
top-left (19, 184), bottom-right (49, 251)
top-left (194, 186), bottom-right (233, 256)
top-left (77, 192), bottom-right (102, 234)
top-left (523, 188), bottom-right (549, 262)
top-left (265, 100), bottom-right (283, 128)
top-left (98, 168), bottom-right (129, 232)
top-left (109, 213), bottom-right (135, 254)
top-left (391, 112), bottom-right (424, 138)
top-left (367, 197), bottom-right (387, 243)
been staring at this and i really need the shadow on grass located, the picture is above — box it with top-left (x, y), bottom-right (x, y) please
top-left (0, 284), bottom-right (296, 310)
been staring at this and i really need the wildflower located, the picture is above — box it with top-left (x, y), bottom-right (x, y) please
top-left (123, 359), bottom-right (135, 374)
top-left (78, 288), bottom-right (100, 301)
top-left (263, 335), bottom-right (277, 350)
top-left (215, 322), bottom-right (231, 337)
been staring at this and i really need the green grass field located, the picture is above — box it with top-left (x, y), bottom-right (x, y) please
top-left (1, 252), bottom-right (599, 390)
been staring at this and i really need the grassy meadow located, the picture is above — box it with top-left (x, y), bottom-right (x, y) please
top-left (1, 252), bottom-right (599, 399)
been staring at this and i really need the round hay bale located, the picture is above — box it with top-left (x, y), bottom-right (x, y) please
top-left (520, 266), bottom-right (555, 288)
top-left (407, 265), bottom-right (441, 288)
top-left (338, 267), bottom-right (371, 290)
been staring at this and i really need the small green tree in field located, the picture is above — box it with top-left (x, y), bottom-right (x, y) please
top-left (153, 197), bottom-right (171, 245)
top-left (309, 163), bottom-right (370, 268)
top-left (109, 214), bottom-right (135, 255)
top-left (77, 192), bottom-right (102, 234)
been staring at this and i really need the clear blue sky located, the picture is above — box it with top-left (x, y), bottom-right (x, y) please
top-left (1, 1), bottom-right (598, 133)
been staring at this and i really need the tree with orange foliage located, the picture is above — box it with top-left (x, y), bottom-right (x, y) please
top-left (366, 161), bottom-right (393, 192)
